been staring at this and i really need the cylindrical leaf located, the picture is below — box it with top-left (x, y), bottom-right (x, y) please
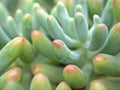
top-left (93, 54), bottom-right (120, 76)
top-left (30, 73), bottom-right (52, 90)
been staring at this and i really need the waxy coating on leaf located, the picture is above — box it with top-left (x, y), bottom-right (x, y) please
top-left (93, 15), bottom-right (102, 24)
top-left (101, 0), bottom-right (114, 28)
top-left (64, 64), bottom-right (78, 74)
top-left (4, 70), bottom-right (20, 81)
top-left (31, 30), bottom-right (42, 38)
top-left (0, 2), bottom-right (9, 25)
top-left (56, 81), bottom-right (72, 90)
top-left (47, 15), bottom-right (80, 48)
top-left (33, 73), bottom-right (48, 81)
top-left (74, 12), bottom-right (88, 43)
top-left (30, 73), bottom-right (52, 90)
top-left (31, 30), bottom-right (59, 61)
top-left (0, 68), bottom-right (21, 82)
top-left (89, 79), bottom-right (120, 90)
top-left (113, 22), bottom-right (120, 32)
top-left (31, 64), bottom-right (41, 74)
top-left (113, 0), bottom-right (120, 22)
top-left (98, 24), bottom-right (106, 30)
top-left (87, 0), bottom-right (103, 18)
top-left (0, 26), bottom-right (10, 49)
top-left (0, 68), bottom-right (21, 90)
top-left (89, 80), bottom-right (106, 90)
top-left (52, 40), bottom-right (64, 49)
top-left (93, 54), bottom-right (120, 76)
top-left (52, 39), bottom-right (80, 64)
top-left (31, 63), bottom-right (63, 83)
top-left (88, 23), bottom-right (108, 51)
top-left (3, 80), bottom-right (24, 90)
top-left (94, 54), bottom-right (104, 62)
top-left (98, 22), bottom-right (120, 54)
top-left (22, 13), bottom-right (33, 41)
top-left (1, 1), bottom-right (120, 90)
top-left (5, 16), bottom-right (20, 38)
top-left (33, 8), bottom-right (48, 32)
top-left (14, 9), bottom-right (23, 26)
top-left (63, 64), bottom-right (90, 88)
top-left (0, 36), bottom-right (25, 72)
top-left (75, 4), bottom-right (84, 13)
top-left (19, 37), bottom-right (34, 63)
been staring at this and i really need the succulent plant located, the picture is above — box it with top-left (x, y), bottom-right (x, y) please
top-left (0, 0), bottom-right (120, 90)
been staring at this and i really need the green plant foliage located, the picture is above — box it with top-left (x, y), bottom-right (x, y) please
top-left (0, 0), bottom-right (120, 90)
